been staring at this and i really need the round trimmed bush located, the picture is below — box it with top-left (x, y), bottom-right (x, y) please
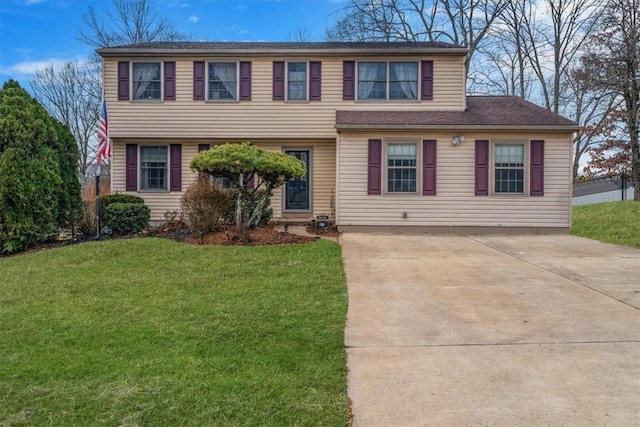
top-left (104, 202), bottom-right (150, 235)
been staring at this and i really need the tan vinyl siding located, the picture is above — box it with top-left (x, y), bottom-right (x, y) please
top-left (104, 55), bottom-right (465, 140)
top-left (111, 139), bottom-right (335, 221)
top-left (336, 131), bottom-right (573, 228)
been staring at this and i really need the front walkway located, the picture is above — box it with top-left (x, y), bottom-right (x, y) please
top-left (341, 234), bottom-right (640, 426)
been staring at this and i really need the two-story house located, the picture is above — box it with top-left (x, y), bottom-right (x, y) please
top-left (98, 42), bottom-right (579, 233)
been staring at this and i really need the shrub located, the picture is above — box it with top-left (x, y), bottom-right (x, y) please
top-left (0, 80), bottom-right (81, 255)
top-left (77, 177), bottom-right (110, 236)
top-left (0, 148), bottom-right (61, 255)
top-left (101, 193), bottom-right (145, 210)
top-left (225, 188), bottom-right (273, 227)
top-left (190, 142), bottom-right (304, 242)
top-left (104, 202), bottom-right (150, 235)
top-left (77, 200), bottom-right (97, 236)
top-left (181, 177), bottom-right (233, 233)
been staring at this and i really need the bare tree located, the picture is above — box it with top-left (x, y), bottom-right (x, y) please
top-left (326, 0), bottom-right (508, 75)
top-left (475, 1), bottom-right (600, 111)
top-left (288, 28), bottom-right (313, 42)
top-left (514, 0), bottom-right (601, 114)
top-left (565, 62), bottom-right (621, 179)
top-left (78, 0), bottom-right (186, 48)
top-left (30, 61), bottom-right (102, 179)
top-left (29, 0), bottom-right (188, 179)
top-left (471, 0), bottom-right (602, 178)
top-left (581, 0), bottom-right (640, 198)
top-left (470, 2), bottom-right (533, 98)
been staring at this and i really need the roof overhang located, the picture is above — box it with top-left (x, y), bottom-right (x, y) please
top-left (335, 124), bottom-right (582, 132)
top-left (97, 47), bottom-right (470, 58)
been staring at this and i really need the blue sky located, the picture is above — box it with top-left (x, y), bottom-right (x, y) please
top-left (0, 0), bottom-right (344, 86)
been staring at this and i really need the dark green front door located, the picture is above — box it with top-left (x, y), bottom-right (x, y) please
top-left (285, 150), bottom-right (310, 210)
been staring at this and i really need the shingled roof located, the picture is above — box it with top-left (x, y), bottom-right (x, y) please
top-left (336, 96), bottom-right (580, 131)
top-left (97, 41), bottom-right (468, 56)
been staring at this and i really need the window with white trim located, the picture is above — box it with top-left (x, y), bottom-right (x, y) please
top-left (208, 62), bottom-right (237, 100)
top-left (358, 62), bottom-right (418, 100)
top-left (494, 144), bottom-right (524, 193)
top-left (387, 143), bottom-right (417, 193)
top-left (140, 146), bottom-right (168, 190)
top-left (287, 62), bottom-right (307, 101)
top-left (132, 62), bottom-right (161, 100)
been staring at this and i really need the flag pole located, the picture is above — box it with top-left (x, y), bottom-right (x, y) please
top-left (96, 162), bottom-right (102, 240)
top-left (96, 91), bottom-right (109, 240)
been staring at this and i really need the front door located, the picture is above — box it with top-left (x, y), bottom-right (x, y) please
top-left (285, 150), bottom-right (310, 210)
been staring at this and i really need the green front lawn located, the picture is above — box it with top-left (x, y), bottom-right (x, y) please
top-left (571, 200), bottom-right (640, 248)
top-left (0, 238), bottom-right (348, 426)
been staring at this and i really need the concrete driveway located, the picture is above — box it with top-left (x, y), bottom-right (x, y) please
top-left (341, 234), bottom-right (640, 426)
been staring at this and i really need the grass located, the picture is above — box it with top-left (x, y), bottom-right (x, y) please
top-left (0, 238), bottom-right (348, 426)
top-left (571, 200), bottom-right (640, 248)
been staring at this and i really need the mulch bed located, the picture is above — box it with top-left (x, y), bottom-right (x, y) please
top-left (4, 223), bottom-right (327, 258)
top-left (153, 222), bottom-right (318, 246)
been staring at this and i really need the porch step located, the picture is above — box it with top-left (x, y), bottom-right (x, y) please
top-left (273, 215), bottom-right (335, 227)
top-left (273, 217), bottom-right (313, 225)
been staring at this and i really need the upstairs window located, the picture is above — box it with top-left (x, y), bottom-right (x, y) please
top-left (358, 62), bottom-right (418, 100)
top-left (132, 62), bottom-right (161, 100)
top-left (208, 62), bottom-right (237, 100)
top-left (287, 62), bottom-right (307, 101)
top-left (358, 62), bottom-right (386, 100)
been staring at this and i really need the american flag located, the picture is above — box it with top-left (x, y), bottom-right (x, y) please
top-left (97, 99), bottom-right (112, 166)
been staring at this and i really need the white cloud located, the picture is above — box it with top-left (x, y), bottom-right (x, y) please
top-left (0, 56), bottom-right (86, 78)
top-left (188, 14), bottom-right (200, 23)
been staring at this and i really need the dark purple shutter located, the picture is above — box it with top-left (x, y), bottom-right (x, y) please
top-left (164, 62), bottom-right (176, 101)
top-left (246, 174), bottom-right (254, 189)
top-left (125, 144), bottom-right (137, 191)
top-left (273, 61), bottom-right (285, 100)
top-left (421, 60), bottom-right (433, 100)
top-left (423, 139), bottom-right (437, 195)
top-left (309, 61), bottom-right (322, 101)
top-left (239, 61), bottom-right (252, 100)
top-left (117, 61), bottom-right (129, 100)
top-left (170, 144), bottom-right (182, 191)
top-left (193, 61), bottom-right (205, 100)
top-left (368, 139), bottom-right (382, 195)
top-left (530, 140), bottom-right (545, 196)
top-left (343, 61), bottom-right (355, 100)
top-left (475, 140), bottom-right (489, 196)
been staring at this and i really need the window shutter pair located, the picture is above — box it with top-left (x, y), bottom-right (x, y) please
top-left (273, 61), bottom-right (322, 100)
top-left (474, 140), bottom-right (544, 196)
top-left (125, 144), bottom-right (182, 191)
top-left (117, 61), bottom-right (176, 101)
top-left (367, 139), bottom-right (437, 196)
top-left (193, 61), bottom-right (252, 100)
top-left (343, 60), bottom-right (433, 100)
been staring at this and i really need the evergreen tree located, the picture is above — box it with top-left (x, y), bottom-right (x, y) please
top-left (0, 80), bottom-right (82, 254)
